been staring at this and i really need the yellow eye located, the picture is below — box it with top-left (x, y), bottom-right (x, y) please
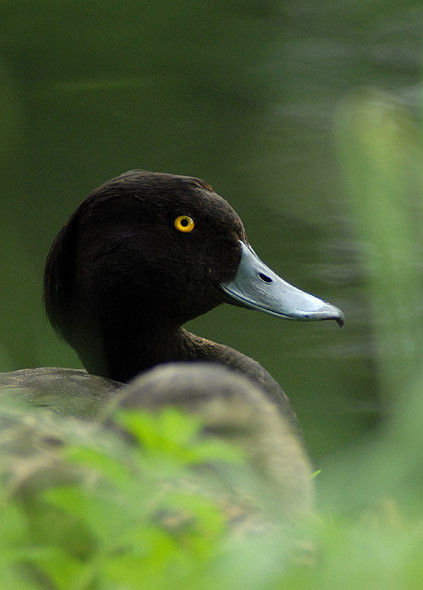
top-left (174, 215), bottom-right (195, 233)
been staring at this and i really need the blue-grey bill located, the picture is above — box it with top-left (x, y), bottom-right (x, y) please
top-left (221, 241), bottom-right (344, 327)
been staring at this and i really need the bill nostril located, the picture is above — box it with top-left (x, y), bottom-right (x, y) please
top-left (259, 273), bottom-right (272, 284)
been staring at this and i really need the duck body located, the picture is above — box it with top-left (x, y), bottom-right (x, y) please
top-left (0, 367), bottom-right (121, 419)
top-left (42, 170), bottom-right (343, 431)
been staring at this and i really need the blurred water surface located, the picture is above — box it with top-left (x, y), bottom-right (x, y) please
top-left (1, 0), bottom-right (422, 465)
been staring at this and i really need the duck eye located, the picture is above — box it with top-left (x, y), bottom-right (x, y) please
top-left (174, 215), bottom-right (195, 233)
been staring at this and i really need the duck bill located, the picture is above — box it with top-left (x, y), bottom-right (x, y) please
top-left (221, 241), bottom-right (344, 327)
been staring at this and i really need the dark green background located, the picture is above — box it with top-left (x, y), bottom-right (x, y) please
top-left (1, 1), bottom-right (422, 464)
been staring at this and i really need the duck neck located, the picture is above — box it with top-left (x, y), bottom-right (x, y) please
top-left (88, 323), bottom-right (196, 383)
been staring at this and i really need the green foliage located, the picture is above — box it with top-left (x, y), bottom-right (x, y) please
top-left (329, 91), bottom-right (423, 513)
top-left (335, 89), bottom-right (423, 400)
top-left (0, 389), bottom-right (422, 589)
top-left (0, 400), bottom-right (285, 589)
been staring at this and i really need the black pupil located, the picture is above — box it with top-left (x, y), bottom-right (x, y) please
top-left (181, 218), bottom-right (189, 226)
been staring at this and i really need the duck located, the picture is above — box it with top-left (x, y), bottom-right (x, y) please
top-left (37, 169), bottom-right (343, 432)
top-left (0, 170), bottom-right (343, 529)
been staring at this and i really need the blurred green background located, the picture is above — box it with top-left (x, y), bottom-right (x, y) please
top-left (0, 0), bottom-right (422, 484)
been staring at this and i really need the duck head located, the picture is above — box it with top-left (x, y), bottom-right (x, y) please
top-left (44, 170), bottom-right (343, 381)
